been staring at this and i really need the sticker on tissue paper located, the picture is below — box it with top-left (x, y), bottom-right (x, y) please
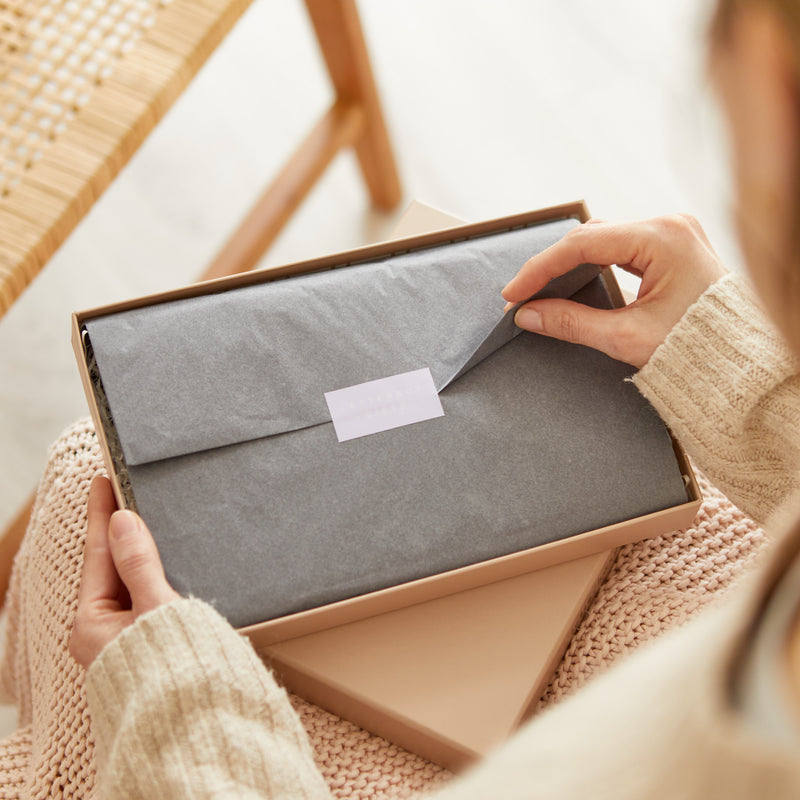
top-left (324, 368), bottom-right (445, 443)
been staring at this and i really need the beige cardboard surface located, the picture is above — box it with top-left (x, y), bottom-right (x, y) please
top-left (266, 550), bottom-right (612, 771)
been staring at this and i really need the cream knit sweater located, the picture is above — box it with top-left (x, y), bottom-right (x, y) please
top-left (83, 273), bottom-right (800, 799)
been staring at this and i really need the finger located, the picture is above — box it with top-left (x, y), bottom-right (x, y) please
top-left (107, 511), bottom-right (178, 612)
top-left (676, 212), bottom-right (714, 250)
top-left (502, 222), bottom-right (645, 304)
top-left (78, 475), bottom-right (122, 605)
top-left (514, 298), bottom-right (646, 367)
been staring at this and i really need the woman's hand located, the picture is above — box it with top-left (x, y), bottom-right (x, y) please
top-left (502, 214), bottom-right (727, 368)
top-left (69, 475), bottom-right (180, 669)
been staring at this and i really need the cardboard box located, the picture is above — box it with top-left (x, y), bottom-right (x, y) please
top-left (72, 200), bottom-right (700, 650)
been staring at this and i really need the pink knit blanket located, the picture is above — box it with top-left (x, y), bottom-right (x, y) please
top-left (0, 422), bottom-right (768, 799)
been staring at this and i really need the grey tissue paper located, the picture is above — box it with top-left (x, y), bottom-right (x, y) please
top-left (84, 218), bottom-right (689, 627)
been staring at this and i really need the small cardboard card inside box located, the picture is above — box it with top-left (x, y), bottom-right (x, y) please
top-left (72, 201), bottom-right (701, 648)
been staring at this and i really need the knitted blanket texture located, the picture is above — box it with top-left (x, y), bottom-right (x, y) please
top-left (0, 420), bottom-right (768, 799)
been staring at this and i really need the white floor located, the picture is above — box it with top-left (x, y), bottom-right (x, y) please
top-left (0, 0), bottom-right (736, 731)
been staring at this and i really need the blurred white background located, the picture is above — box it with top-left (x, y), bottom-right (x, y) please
top-left (0, 0), bottom-right (736, 534)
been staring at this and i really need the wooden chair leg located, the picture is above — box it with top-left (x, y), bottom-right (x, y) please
top-left (200, 100), bottom-right (366, 281)
top-left (304, 0), bottom-right (402, 211)
top-left (200, 0), bottom-right (401, 282)
top-left (0, 494), bottom-right (33, 611)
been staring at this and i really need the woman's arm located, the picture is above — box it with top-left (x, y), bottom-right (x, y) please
top-left (633, 272), bottom-right (800, 526)
top-left (85, 598), bottom-right (330, 800)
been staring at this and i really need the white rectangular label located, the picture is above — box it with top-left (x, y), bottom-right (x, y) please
top-left (324, 368), bottom-right (444, 443)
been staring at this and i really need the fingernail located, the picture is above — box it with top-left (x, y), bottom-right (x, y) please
top-left (503, 301), bottom-right (514, 313)
top-left (109, 510), bottom-right (141, 541)
top-left (515, 308), bottom-right (542, 331)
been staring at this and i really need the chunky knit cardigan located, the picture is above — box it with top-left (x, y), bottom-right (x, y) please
top-left (2, 272), bottom-right (799, 799)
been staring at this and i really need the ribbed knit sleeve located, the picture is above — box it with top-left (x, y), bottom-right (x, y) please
top-left (84, 597), bottom-right (330, 800)
top-left (633, 273), bottom-right (800, 525)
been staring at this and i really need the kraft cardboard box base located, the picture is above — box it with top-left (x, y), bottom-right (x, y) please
top-left (72, 201), bottom-right (700, 769)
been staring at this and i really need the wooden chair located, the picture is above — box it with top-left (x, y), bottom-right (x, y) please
top-left (0, 0), bottom-right (402, 603)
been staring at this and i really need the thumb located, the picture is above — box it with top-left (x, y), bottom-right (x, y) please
top-left (514, 298), bottom-right (642, 367)
top-left (108, 510), bottom-right (179, 612)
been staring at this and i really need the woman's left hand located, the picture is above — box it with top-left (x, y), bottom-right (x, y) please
top-left (69, 475), bottom-right (180, 669)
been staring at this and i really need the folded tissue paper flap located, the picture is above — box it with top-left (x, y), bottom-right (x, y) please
top-left (76, 210), bottom-right (695, 631)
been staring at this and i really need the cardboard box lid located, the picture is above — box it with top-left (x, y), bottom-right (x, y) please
top-left (266, 550), bottom-right (611, 771)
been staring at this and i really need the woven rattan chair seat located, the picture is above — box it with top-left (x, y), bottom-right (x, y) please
top-left (0, 0), bottom-right (252, 316)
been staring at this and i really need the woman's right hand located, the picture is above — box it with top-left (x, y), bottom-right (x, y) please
top-left (70, 476), bottom-right (180, 670)
top-left (502, 214), bottom-right (728, 369)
